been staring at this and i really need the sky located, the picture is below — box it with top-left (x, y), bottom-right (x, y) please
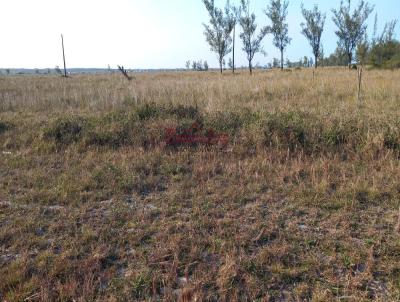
top-left (0, 0), bottom-right (399, 69)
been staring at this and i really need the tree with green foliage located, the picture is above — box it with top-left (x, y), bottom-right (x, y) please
top-left (319, 45), bottom-right (325, 67)
top-left (356, 33), bottom-right (369, 66)
top-left (225, 1), bottom-right (241, 73)
top-left (368, 19), bottom-right (399, 68)
top-left (300, 4), bottom-right (326, 68)
top-left (331, 0), bottom-right (374, 67)
top-left (239, 0), bottom-right (268, 74)
top-left (265, 0), bottom-right (291, 70)
top-left (202, 0), bottom-right (235, 74)
top-left (323, 47), bottom-right (349, 66)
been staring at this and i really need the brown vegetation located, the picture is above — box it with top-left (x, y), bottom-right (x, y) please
top-left (1, 68), bottom-right (400, 301)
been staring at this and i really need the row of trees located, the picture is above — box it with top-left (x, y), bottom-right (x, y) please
top-left (202, 0), bottom-right (397, 73)
top-left (185, 60), bottom-right (209, 71)
top-left (321, 16), bottom-right (399, 68)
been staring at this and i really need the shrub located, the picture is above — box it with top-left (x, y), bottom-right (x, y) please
top-left (43, 116), bottom-right (87, 145)
top-left (136, 103), bottom-right (162, 120)
top-left (322, 119), bottom-right (362, 148)
top-left (264, 112), bottom-right (312, 151)
top-left (206, 110), bottom-right (260, 135)
top-left (0, 121), bottom-right (12, 134)
top-left (165, 104), bottom-right (201, 120)
top-left (384, 128), bottom-right (400, 150)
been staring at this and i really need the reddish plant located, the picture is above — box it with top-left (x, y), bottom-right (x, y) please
top-left (165, 122), bottom-right (229, 147)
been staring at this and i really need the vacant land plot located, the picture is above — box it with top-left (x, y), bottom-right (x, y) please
top-left (1, 68), bottom-right (400, 301)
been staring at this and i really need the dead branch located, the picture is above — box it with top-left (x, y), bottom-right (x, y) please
top-left (117, 65), bottom-right (133, 81)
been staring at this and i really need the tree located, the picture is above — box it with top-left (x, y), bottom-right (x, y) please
top-left (192, 61), bottom-right (198, 71)
top-left (356, 33), bottom-right (369, 66)
top-left (203, 0), bottom-right (235, 74)
top-left (300, 4), bottom-right (326, 68)
top-left (204, 61), bottom-right (209, 71)
top-left (228, 57), bottom-right (233, 69)
top-left (325, 47), bottom-right (349, 66)
top-left (198, 60), bottom-right (204, 71)
top-left (369, 19), bottom-right (399, 68)
top-left (303, 56), bottom-right (309, 67)
top-left (265, 0), bottom-right (291, 70)
top-left (319, 45), bottom-right (325, 67)
top-left (332, 0), bottom-right (374, 67)
top-left (185, 60), bottom-right (191, 70)
top-left (55, 66), bottom-right (62, 75)
top-left (225, 1), bottom-right (241, 73)
top-left (239, 0), bottom-right (268, 74)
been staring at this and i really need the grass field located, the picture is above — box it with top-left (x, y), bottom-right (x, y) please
top-left (1, 68), bottom-right (400, 301)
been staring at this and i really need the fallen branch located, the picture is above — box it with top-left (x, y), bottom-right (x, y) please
top-left (117, 65), bottom-right (133, 81)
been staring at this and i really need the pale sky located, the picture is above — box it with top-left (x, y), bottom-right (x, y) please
top-left (0, 0), bottom-right (399, 69)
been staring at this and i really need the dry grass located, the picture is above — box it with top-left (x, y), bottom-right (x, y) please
top-left (1, 68), bottom-right (400, 301)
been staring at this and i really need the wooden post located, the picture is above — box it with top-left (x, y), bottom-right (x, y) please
top-left (232, 24), bottom-right (235, 74)
top-left (61, 34), bottom-right (67, 77)
top-left (357, 66), bottom-right (363, 105)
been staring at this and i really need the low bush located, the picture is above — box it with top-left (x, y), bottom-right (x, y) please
top-left (136, 103), bottom-right (162, 120)
top-left (41, 109), bottom-right (400, 155)
top-left (0, 121), bottom-right (12, 134)
top-left (384, 128), bottom-right (400, 150)
top-left (43, 116), bottom-right (87, 145)
top-left (165, 104), bottom-right (201, 120)
top-left (206, 109), bottom-right (260, 135)
top-left (263, 112), bottom-right (314, 152)
top-left (263, 112), bottom-right (367, 153)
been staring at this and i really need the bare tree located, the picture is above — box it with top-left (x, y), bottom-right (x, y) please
top-left (203, 0), bottom-right (235, 74)
top-left (300, 4), bottom-right (326, 68)
top-left (239, 0), bottom-right (268, 75)
top-left (332, 0), bottom-right (374, 67)
top-left (265, 0), bottom-right (291, 70)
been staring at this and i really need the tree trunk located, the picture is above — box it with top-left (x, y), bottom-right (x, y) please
top-left (232, 25), bottom-right (235, 74)
top-left (348, 52), bottom-right (352, 68)
top-left (315, 54), bottom-right (318, 69)
top-left (280, 49), bottom-right (284, 70)
top-left (249, 61), bottom-right (252, 75)
top-left (220, 60), bottom-right (223, 74)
